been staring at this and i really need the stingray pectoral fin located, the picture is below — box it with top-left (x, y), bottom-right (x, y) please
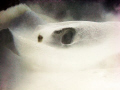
top-left (0, 4), bottom-right (46, 31)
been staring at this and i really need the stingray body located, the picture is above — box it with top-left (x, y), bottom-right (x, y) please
top-left (1, 4), bottom-right (120, 90)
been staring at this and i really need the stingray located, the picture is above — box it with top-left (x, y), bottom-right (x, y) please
top-left (1, 4), bottom-right (120, 90)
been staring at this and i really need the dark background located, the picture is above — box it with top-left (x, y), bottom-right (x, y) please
top-left (0, 0), bottom-right (120, 11)
top-left (1, 0), bottom-right (120, 21)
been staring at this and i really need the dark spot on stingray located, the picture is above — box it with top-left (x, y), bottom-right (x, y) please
top-left (38, 35), bottom-right (43, 42)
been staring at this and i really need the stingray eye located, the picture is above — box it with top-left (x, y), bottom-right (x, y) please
top-left (61, 28), bottom-right (76, 44)
top-left (53, 27), bottom-right (76, 45)
top-left (38, 35), bottom-right (43, 42)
